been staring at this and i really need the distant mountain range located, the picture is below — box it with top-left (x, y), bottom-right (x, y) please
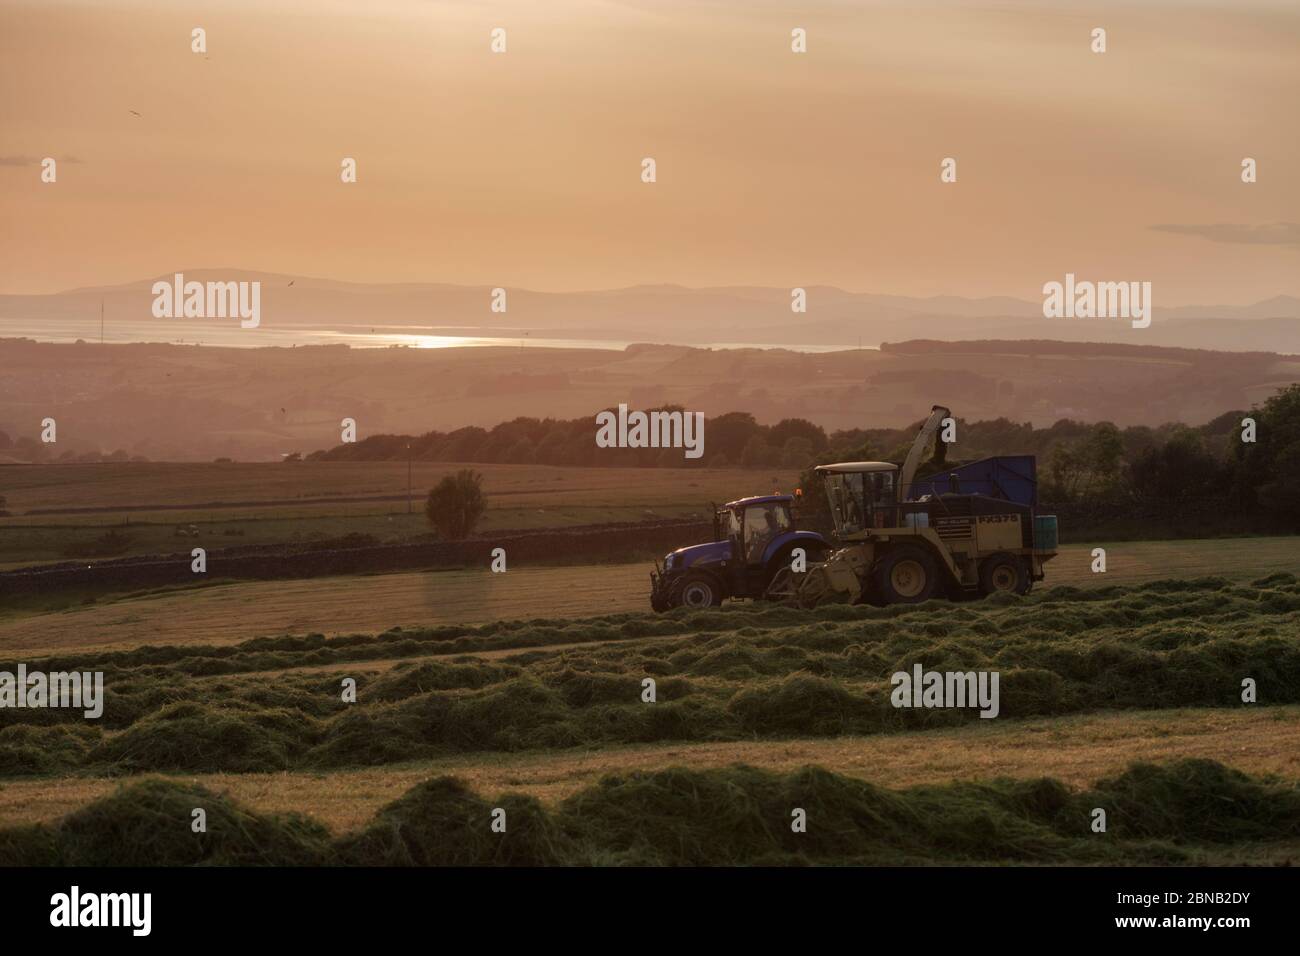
top-left (3, 271), bottom-right (1299, 353)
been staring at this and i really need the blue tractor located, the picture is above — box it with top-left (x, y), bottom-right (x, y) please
top-left (649, 494), bottom-right (830, 610)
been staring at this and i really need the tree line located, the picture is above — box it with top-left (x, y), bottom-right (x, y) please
top-left (807, 385), bottom-right (1300, 534)
top-left (312, 385), bottom-right (1300, 531)
top-left (308, 412), bottom-right (833, 469)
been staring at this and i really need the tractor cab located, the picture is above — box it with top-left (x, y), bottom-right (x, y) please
top-left (815, 462), bottom-right (900, 539)
top-left (717, 495), bottom-right (795, 573)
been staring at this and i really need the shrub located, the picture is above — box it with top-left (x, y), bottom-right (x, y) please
top-left (425, 468), bottom-right (487, 539)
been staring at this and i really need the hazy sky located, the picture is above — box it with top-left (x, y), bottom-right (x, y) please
top-left (1, 0), bottom-right (1297, 303)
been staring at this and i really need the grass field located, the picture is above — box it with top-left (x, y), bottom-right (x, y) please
top-left (2, 536), bottom-right (1296, 656)
top-left (3, 707), bottom-right (1296, 832)
top-left (0, 461), bottom-right (798, 568)
top-left (2, 571), bottom-right (1298, 864)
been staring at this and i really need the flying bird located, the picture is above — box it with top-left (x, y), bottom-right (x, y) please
top-left (129, 110), bottom-right (141, 117)
top-left (288, 280), bottom-right (294, 286)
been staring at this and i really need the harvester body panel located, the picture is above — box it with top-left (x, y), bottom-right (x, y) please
top-left (912, 455), bottom-right (1038, 507)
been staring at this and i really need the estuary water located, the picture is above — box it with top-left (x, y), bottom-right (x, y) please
top-left (0, 317), bottom-right (868, 353)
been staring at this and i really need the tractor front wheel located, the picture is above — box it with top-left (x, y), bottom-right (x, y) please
top-left (669, 573), bottom-right (723, 609)
top-left (873, 545), bottom-right (939, 604)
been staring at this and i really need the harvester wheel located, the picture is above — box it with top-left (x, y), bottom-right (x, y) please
top-left (978, 554), bottom-right (1031, 597)
top-left (669, 573), bottom-right (723, 609)
top-left (873, 546), bottom-right (938, 604)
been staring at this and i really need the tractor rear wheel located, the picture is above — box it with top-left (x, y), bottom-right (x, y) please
top-left (669, 573), bottom-right (723, 609)
top-left (873, 545), bottom-right (939, 604)
top-left (978, 554), bottom-right (1031, 597)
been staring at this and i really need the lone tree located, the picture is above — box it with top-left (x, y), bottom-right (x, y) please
top-left (425, 468), bottom-right (486, 540)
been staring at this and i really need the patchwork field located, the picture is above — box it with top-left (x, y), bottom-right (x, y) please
top-left (5, 461), bottom-right (772, 514)
top-left (2, 572), bottom-right (1299, 865)
top-left (0, 461), bottom-right (799, 568)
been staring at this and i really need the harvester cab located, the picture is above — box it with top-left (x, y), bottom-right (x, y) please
top-left (821, 462), bottom-right (900, 535)
top-left (819, 404), bottom-right (950, 542)
top-left (649, 494), bottom-right (829, 611)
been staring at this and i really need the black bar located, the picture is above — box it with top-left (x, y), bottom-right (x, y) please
top-left (4, 866), bottom-right (1286, 942)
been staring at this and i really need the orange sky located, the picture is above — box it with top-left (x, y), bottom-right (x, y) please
top-left (1, 0), bottom-right (1297, 303)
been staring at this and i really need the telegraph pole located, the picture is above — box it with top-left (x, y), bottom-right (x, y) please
top-left (407, 443), bottom-right (412, 514)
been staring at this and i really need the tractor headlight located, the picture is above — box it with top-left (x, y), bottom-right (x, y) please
top-left (663, 553), bottom-right (675, 570)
